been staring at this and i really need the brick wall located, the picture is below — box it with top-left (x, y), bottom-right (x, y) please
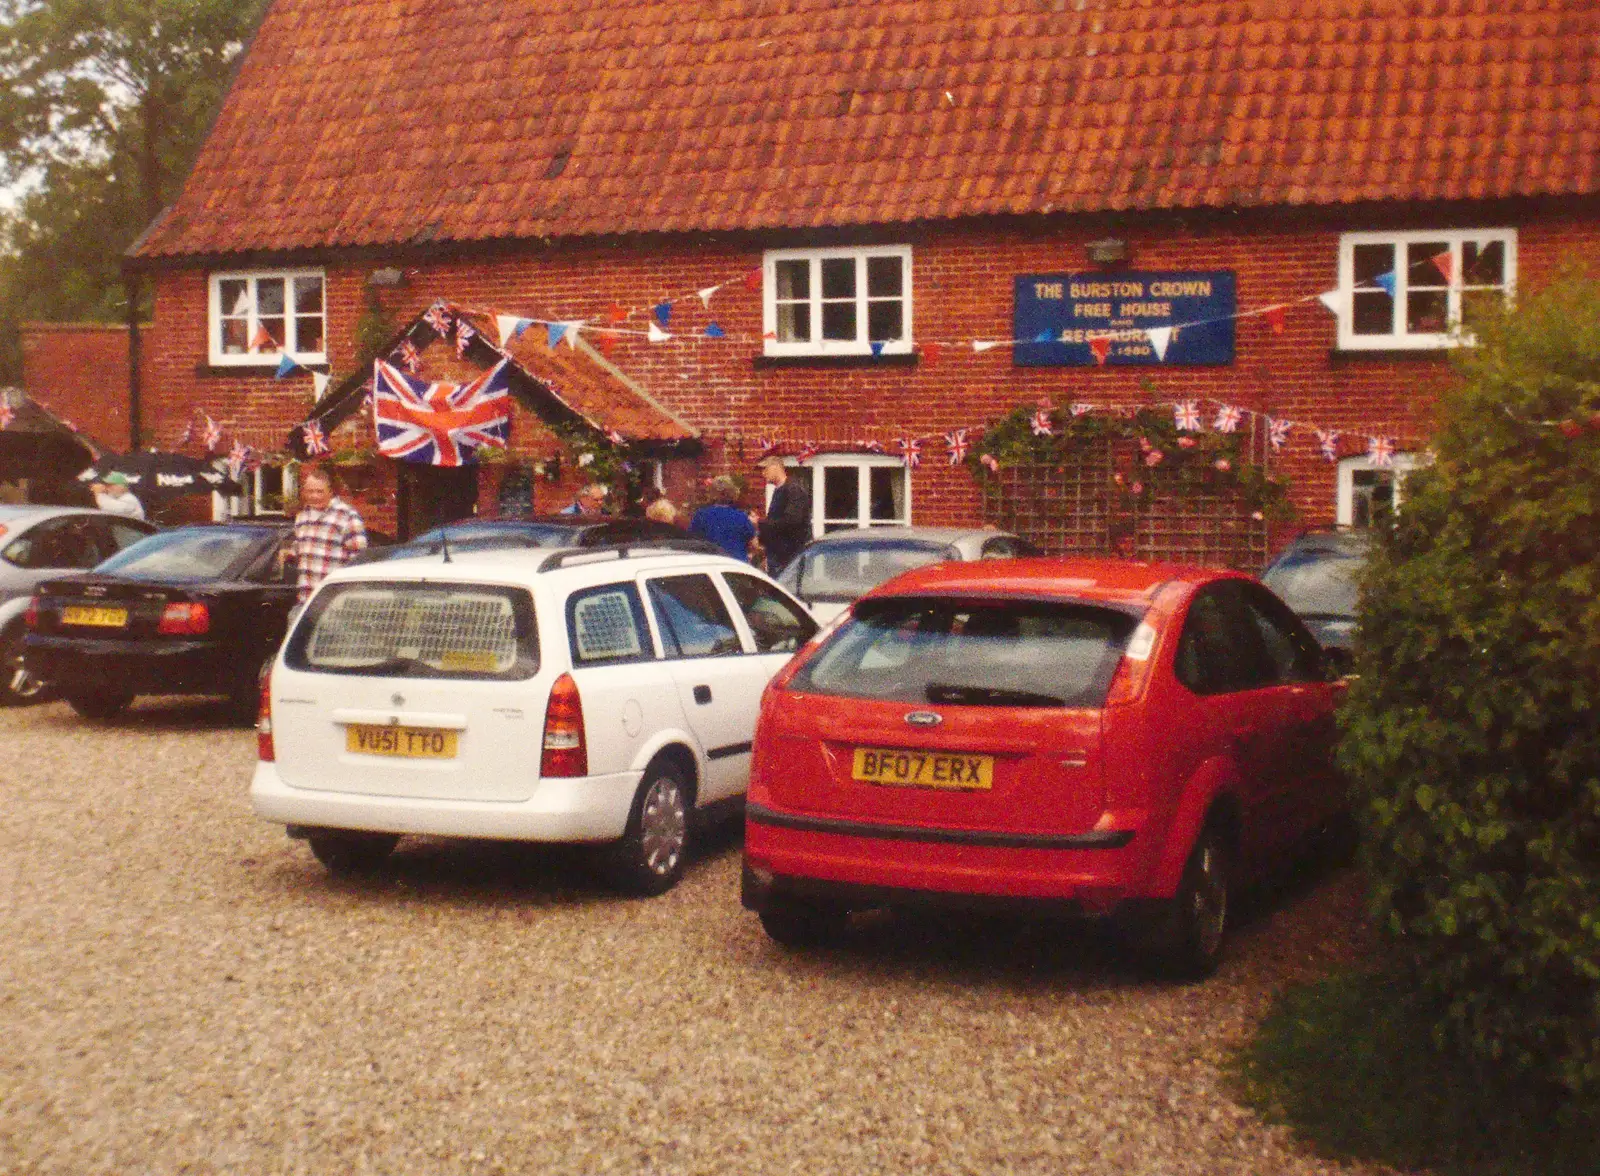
top-left (19, 323), bottom-right (143, 452)
top-left (138, 207), bottom-right (1600, 547)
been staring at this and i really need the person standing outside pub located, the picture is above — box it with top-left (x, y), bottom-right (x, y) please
top-left (755, 456), bottom-right (810, 575)
top-left (689, 475), bottom-right (756, 562)
top-left (92, 472), bottom-right (145, 520)
top-left (291, 467), bottom-right (367, 602)
top-left (560, 483), bottom-right (609, 516)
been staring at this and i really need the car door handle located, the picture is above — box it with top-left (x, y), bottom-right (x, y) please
top-left (693, 685), bottom-right (712, 705)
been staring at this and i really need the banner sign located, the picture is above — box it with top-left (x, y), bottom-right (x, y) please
top-left (1013, 271), bottom-right (1237, 366)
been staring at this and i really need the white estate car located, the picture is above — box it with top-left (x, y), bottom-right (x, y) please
top-left (251, 542), bottom-right (818, 893)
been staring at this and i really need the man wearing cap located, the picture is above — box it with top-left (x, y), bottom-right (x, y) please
top-left (755, 456), bottom-right (811, 575)
top-left (93, 473), bottom-right (145, 520)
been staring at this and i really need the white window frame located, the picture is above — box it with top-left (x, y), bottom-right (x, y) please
top-left (216, 463), bottom-right (299, 521)
top-left (1336, 453), bottom-right (1421, 527)
top-left (762, 245), bottom-right (913, 357)
top-left (1335, 228), bottom-right (1516, 351)
top-left (772, 454), bottom-right (911, 537)
top-left (208, 269), bottom-right (328, 367)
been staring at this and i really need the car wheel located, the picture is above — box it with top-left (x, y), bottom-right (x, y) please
top-left (0, 626), bottom-right (49, 706)
top-left (758, 894), bottom-right (849, 948)
top-left (307, 830), bottom-right (399, 875)
top-left (65, 687), bottom-right (134, 722)
top-left (1141, 822), bottom-right (1231, 981)
top-left (607, 761), bottom-right (691, 896)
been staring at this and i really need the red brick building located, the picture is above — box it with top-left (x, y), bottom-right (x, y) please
top-left (18, 323), bottom-right (139, 453)
top-left (123, 0), bottom-right (1600, 548)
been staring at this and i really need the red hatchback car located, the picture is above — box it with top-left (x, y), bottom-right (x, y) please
top-left (742, 558), bottom-right (1347, 977)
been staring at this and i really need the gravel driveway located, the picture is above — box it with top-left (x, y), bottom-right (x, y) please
top-left (0, 698), bottom-right (1382, 1175)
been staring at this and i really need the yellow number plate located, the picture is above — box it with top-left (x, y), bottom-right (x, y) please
top-left (61, 605), bottom-right (128, 628)
top-left (345, 725), bottom-right (458, 759)
top-left (852, 748), bottom-right (994, 790)
top-left (439, 650), bottom-right (499, 672)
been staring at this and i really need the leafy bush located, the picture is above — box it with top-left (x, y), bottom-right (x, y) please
top-left (1340, 275), bottom-right (1600, 1094)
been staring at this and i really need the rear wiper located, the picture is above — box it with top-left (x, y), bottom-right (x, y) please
top-left (924, 682), bottom-right (1065, 707)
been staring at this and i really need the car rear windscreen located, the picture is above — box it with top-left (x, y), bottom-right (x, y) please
top-left (789, 597), bottom-right (1138, 708)
top-left (1261, 551), bottom-right (1362, 617)
top-left (286, 581), bottom-right (538, 679)
top-left (794, 540), bottom-right (951, 602)
top-left (92, 527), bottom-right (263, 581)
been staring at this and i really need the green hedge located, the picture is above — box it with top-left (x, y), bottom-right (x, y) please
top-left (1339, 276), bottom-right (1600, 1095)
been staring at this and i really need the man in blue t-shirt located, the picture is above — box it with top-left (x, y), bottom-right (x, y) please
top-left (689, 476), bottom-right (756, 562)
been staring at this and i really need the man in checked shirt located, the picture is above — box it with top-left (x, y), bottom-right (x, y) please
top-left (290, 467), bottom-right (367, 601)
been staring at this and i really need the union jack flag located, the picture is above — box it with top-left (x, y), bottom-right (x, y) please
top-left (944, 428), bottom-right (970, 464)
top-left (1030, 409), bottom-right (1056, 437)
top-left (301, 420), bottom-right (330, 456)
top-left (862, 439), bottom-right (885, 454)
top-left (396, 338), bottom-right (422, 374)
top-left (1367, 436), bottom-right (1395, 467)
top-left (372, 358), bottom-right (512, 466)
top-left (1174, 401), bottom-right (1202, 431)
top-left (605, 428), bottom-right (627, 446)
top-left (1212, 404), bottom-right (1243, 433)
top-left (178, 419), bottom-right (194, 446)
top-left (1267, 417), bottom-right (1292, 451)
top-left (455, 322), bottom-right (477, 358)
top-left (757, 437), bottom-right (778, 457)
top-left (226, 440), bottom-right (252, 483)
top-left (423, 304), bottom-right (454, 338)
top-left (1316, 429), bottom-right (1340, 462)
top-left (897, 437), bottom-right (923, 468)
top-left (796, 441), bottom-right (819, 463)
top-left (202, 414), bottom-right (223, 451)
top-left (1069, 402), bottom-right (1094, 417)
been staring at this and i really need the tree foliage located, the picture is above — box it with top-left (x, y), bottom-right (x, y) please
top-left (1340, 274), bottom-right (1600, 1095)
top-left (0, 0), bottom-right (267, 379)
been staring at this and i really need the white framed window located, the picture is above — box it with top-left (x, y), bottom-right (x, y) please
top-left (1336, 453), bottom-right (1422, 527)
top-left (1335, 229), bottom-right (1515, 351)
top-left (767, 454), bottom-right (910, 535)
top-left (217, 463), bottom-right (299, 520)
top-left (208, 270), bottom-right (327, 366)
top-left (762, 245), bottom-right (913, 356)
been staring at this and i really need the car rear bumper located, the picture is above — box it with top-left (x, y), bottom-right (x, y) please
top-left (25, 634), bottom-right (231, 694)
top-left (250, 760), bottom-right (644, 843)
top-left (743, 800), bottom-right (1145, 912)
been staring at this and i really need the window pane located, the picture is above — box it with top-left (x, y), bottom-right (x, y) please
top-left (776, 302), bottom-right (810, 343)
top-left (220, 279), bottom-right (249, 317)
top-left (1351, 469), bottom-right (1395, 528)
top-left (1353, 243), bottom-right (1395, 285)
top-left (647, 575), bottom-right (741, 658)
top-left (255, 317), bottom-right (284, 351)
top-left (569, 585), bottom-right (649, 664)
top-left (794, 540), bottom-right (947, 602)
top-left (296, 315), bottom-right (325, 354)
top-left (1352, 292), bottom-right (1393, 335)
top-left (1406, 241), bottom-right (1450, 289)
top-left (869, 466), bottom-right (905, 521)
top-left (1406, 288), bottom-right (1448, 334)
top-left (1463, 238), bottom-right (1505, 286)
top-left (293, 276), bottom-right (323, 313)
top-left (821, 300), bottom-right (856, 341)
top-left (723, 573), bottom-right (817, 653)
top-left (822, 464), bottom-right (859, 522)
top-left (257, 279), bottom-right (286, 316)
top-left (866, 255), bottom-right (903, 298)
top-left (867, 300), bottom-right (903, 342)
top-left (775, 259), bottom-right (809, 300)
top-left (221, 319), bottom-right (249, 354)
top-left (820, 257), bottom-right (855, 300)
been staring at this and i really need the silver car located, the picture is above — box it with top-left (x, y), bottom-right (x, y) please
top-left (0, 506), bottom-right (157, 704)
top-left (774, 525), bottom-right (1042, 623)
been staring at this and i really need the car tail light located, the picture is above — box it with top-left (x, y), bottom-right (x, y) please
top-left (540, 672), bottom-right (587, 777)
top-left (257, 667), bottom-right (274, 761)
top-left (23, 596), bottom-right (38, 629)
top-left (157, 601), bottom-right (210, 635)
top-left (1105, 620), bottom-right (1160, 708)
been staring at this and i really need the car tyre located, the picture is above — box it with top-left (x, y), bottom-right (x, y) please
top-left (757, 894), bottom-right (849, 948)
top-left (307, 830), bottom-right (399, 875)
top-left (65, 687), bottom-right (134, 722)
top-left (1140, 822), bottom-right (1231, 981)
top-left (0, 625), bottom-right (49, 706)
top-left (607, 761), bottom-right (691, 896)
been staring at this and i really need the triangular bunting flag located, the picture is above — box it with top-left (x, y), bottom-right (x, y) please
top-left (870, 341), bottom-right (885, 357)
top-left (250, 324), bottom-right (276, 352)
top-left (1033, 330), bottom-right (1054, 343)
top-left (1264, 305), bottom-right (1287, 334)
top-left (918, 341), bottom-right (943, 365)
top-left (605, 303), bottom-right (628, 325)
top-left (1430, 250), bottom-right (1454, 283)
top-left (743, 268), bottom-right (763, 292)
top-left (1317, 290), bottom-right (1344, 316)
top-left (1088, 336), bottom-right (1111, 365)
top-left (697, 285), bottom-right (720, 308)
top-left (312, 372), bottom-right (331, 399)
top-left (275, 355), bottom-right (304, 379)
top-left (1372, 270), bottom-right (1397, 298)
top-left (647, 322), bottom-right (672, 343)
top-left (704, 323), bottom-right (726, 339)
top-left (1146, 327), bottom-right (1173, 362)
top-left (973, 340), bottom-right (1003, 353)
top-left (652, 301), bottom-right (672, 328)
top-left (547, 322), bottom-right (570, 349)
top-left (594, 332), bottom-right (618, 357)
top-left (563, 321), bottom-right (584, 348)
top-left (497, 315), bottom-right (532, 346)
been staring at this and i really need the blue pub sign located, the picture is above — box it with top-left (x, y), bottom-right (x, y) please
top-left (1013, 271), bottom-right (1237, 366)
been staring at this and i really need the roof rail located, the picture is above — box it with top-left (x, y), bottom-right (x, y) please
top-left (536, 538), bottom-right (723, 573)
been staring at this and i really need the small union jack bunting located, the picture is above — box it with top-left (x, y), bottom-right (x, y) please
top-left (862, 439), bottom-right (885, 454)
top-left (455, 322), bottom-right (477, 358)
top-left (1267, 417), bottom-right (1292, 451)
top-left (897, 437), bottom-right (923, 468)
top-left (177, 419), bottom-right (194, 445)
top-left (302, 420), bottom-right (330, 456)
top-left (796, 441), bottom-right (819, 463)
top-left (202, 414), bottom-right (223, 451)
top-left (944, 428), bottom-right (970, 464)
top-left (226, 440), bottom-right (251, 483)
top-left (0, 401), bottom-right (12, 430)
top-left (423, 304), bottom-right (454, 337)
top-left (757, 437), bottom-right (778, 457)
top-left (1213, 404), bottom-right (1244, 433)
top-left (1316, 429), bottom-right (1340, 462)
top-left (1030, 409), bottom-right (1056, 437)
top-left (1069, 402), bottom-right (1094, 417)
top-left (1367, 436), bottom-right (1395, 467)
top-left (605, 428), bottom-right (627, 446)
top-left (1174, 401), bottom-right (1202, 431)
top-left (396, 339), bottom-right (422, 374)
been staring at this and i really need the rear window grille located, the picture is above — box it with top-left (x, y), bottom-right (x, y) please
top-left (299, 585), bottom-right (532, 676)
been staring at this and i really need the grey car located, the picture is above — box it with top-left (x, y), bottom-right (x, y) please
top-left (773, 525), bottom-right (1042, 623)
top-left (0, 506), bottom-right (157, 704)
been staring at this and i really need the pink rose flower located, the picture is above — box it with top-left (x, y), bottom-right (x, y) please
top-left (1177, 436), bottom-right (1197, 449)
top-left (1144, 450), bottom-right (1164, 467)
top-left (1214, 458), bottom-right (1231, 472)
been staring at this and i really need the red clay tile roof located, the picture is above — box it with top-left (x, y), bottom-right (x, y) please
top-left (135, 0), bottom-right (1600, 259)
